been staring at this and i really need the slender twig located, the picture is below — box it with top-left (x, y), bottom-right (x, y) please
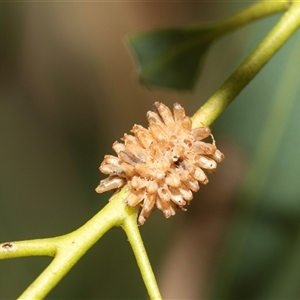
top-left (0, 238), bottom-right (57, 259)
top-left (122, 211), bottom-right (163, 300)
top-left (207, 0), bottom-right (289, 38)
top-left (210, 28), bottom-right (300, 299)
top-left (15, 186), bottom-right (131, 299)
top-left (2, 184), bottom-right (161, 300)
top-left (191, 1), bottom-right (300, 128)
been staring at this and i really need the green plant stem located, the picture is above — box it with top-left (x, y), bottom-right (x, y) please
top-left (0, 238), bottom-right (57, 259)
top-left (122, 212), bottom-right (162, 300)
top-left (208, 0), bottom-right (289, 38)
top-left (191, 0), bottom-right (300, 128)
top-left (15, 185), bottom-right (131, 299)
top-left (243, 35), bottom-right (300, 299)
top-left (0, 185), bottom-right (161, 300)
top-left (209, 31), bottom-right (300, 299)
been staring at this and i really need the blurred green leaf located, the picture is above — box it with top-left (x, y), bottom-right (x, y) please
top-left (127, 27), bottom-right (215, 90)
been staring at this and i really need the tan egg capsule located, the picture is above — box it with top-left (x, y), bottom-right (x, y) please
top-left (180, 116), bottom-right (193, 131)
top-left (102, 155), bottom-right (121, 166)
top-left (177, 126), bottom-right (191, 137)
top-left (151, 143), bottom-right (166, 160)
top-left (192, 167), bottom-right (208, 184)
top-left (100, 163), bottom-right (124, 176)
top-left (122, 134), bottom-right (143, 148)
top-left (130, 176), bottom-right (147, 190)
top-left (183, 138), bottom-right (193, 147)
top-left (178, 184), bottom-right (193, 201)
top-left (139, 193), bottom-right (157, 225)
top-left (149, 123), bottom-right (169, 141)
top-left (131, 124), bottom-right (155, 149)
top-left (120, 162), bottom-right (136, 177)
top-left (118, 151), bottom-right (141, 165)
top-left (197, 156), bottom-right (217, 170)
top-left (146, 111), bottom-right (164, 125)
top-left (179, 156), bottom-right (196, 174)
top-left (192, 141), bottom-right (216, 155)
top-left (169, 186), bottom-right (187, 207)
top-left (123, 140), bottom-right (148, 162)
top-left (96, 176), bottom-right (126, 193)
top-left (156, 196), bottom-right (175, 218)
top-left (99, 155), bottom-right (124, 175)
top-left (211, 149), bottom-right (225, 163)
top-left (165, 204), bottom-right (177, 218)
top-left (192, 127), bottom-right (211, 140)
top-left (157, 184), bottom-right (171, 202)
top-left (146, 180), bottom-right (158, 194)
top-left (134, 163), bottom-right (150, 179)
top-left (125, 189), bottom-right (144, 207)
top-left (165, 172), bottom-right (181, 188)
top-left (153, 102), bottom-right (174, 125)
top-left (138, 215), bottom-right (147, 226)
top-left (153, 140), bottom-right (171, 159)
top-left (184, 176), bottom-right (200, 192)
top-left (170, 144), bottom-right (185, 161)
top-left (173, 168), bottom-right (190, 182)
top-left (112, 141), bottom-right (125, 154)
top-left (156, 160), bottom-right (171, 177)
top-left (173, 102), bottom-right (186, 123)
top-left (162, 207), bottom-right (176, 219)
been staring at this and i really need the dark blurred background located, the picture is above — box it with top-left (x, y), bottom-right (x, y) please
top-left (1, 2), bottom-right (300, 299)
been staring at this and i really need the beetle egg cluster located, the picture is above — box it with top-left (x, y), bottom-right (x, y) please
top-left (96, 102), bottom-right (224, 225)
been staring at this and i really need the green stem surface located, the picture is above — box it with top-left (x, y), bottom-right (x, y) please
top-left (210, 0), bottom-right (289, 38)
top-left (15, 185), bottom-right (131, 299)
top-left (122, 212), bottom-right (162, 300)
top-left (1, 185), bottom-right (160, 300)
top-left (209, 7), bottom-right (300, 299)
top-left (191, 0), bottom-right (300, 128)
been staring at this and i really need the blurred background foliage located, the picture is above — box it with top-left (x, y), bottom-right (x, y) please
top-left (1, 1), bottom-right (300, 299)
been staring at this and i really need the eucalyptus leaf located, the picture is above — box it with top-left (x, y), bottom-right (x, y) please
top-left (127, 27), bottom-right (216, 90)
